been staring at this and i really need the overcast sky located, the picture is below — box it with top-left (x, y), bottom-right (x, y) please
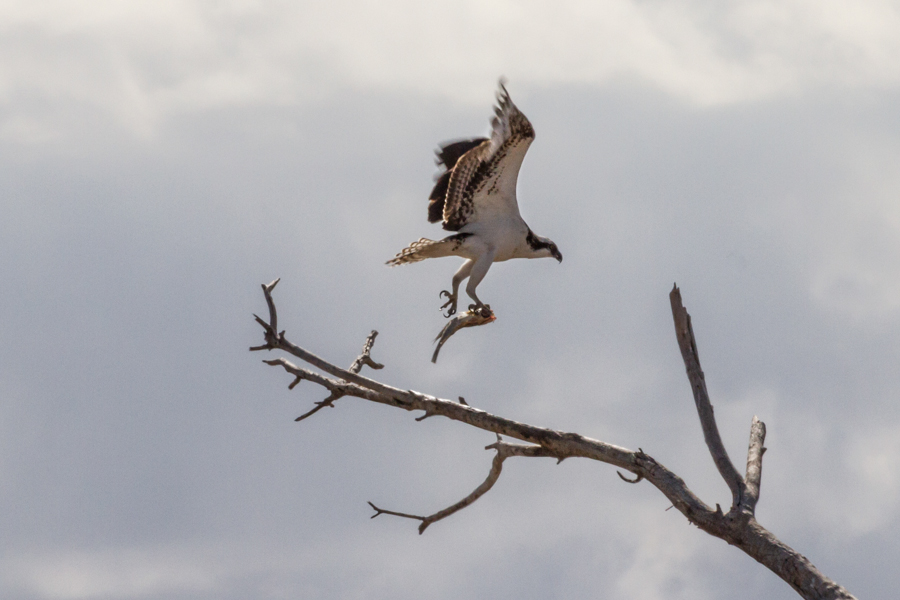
top-left (2, 2), bottom-right (899, 599)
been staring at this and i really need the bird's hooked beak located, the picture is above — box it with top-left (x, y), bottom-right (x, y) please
top-left (552, 247), bottom-right (563, 263)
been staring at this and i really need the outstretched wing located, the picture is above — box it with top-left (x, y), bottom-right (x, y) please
top-left (430, 82), bottom-right (536, 232)
top-left (428, 138), bottom-right (487, 224)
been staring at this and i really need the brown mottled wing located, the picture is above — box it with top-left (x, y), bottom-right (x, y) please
top-left (428, 138), bottom-right (488, 224)
top-left (442, 141), bottom-right (490, 230)
top-left (441, 82), bottom-right (535, 231)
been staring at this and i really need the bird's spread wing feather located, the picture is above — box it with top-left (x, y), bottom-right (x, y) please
top-left (432, 82), bottom-right (535, 231)
top-left (428, 138), bottom-right (487, 224)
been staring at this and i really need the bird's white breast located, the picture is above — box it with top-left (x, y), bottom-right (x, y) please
top-left (462, 212), bottom-right (530, 262)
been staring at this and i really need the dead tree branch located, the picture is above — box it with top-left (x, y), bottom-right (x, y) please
top-left (670, 284), bottom-right (746, 509)
top-left (368, 436), bottom-right (559, 534)
top-left (744, 416), bottom-right (766, 514)
top-left (252, 280), bottom-right (856, 600)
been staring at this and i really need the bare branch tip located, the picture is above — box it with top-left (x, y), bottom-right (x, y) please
top-left (350, 330), bottom-right (385, 373)
top-left (253, 313), bottom-right (272, 333)
top-left (294, 392), bottom-right (342, 422)
top-left (485, 434), bottom-right (505, 451)
top-left (364, 357), bottom-right (385, 370)
top-left (617, 470), bottom-right (643, 484)
top-left (293, 409), bottom-right (318, 422)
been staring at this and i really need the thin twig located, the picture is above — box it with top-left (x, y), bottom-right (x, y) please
top-left (249, 279), bottom-right (282, 351)
top-left (294, 330), bottom-right (386, 420)
top-left (368, 501), bottom-right (426, 522)
top-left (617, 471), bottom-right (644, 484)
top-left (294, 391), bottom-right (344, 422)
top-left (349, 331), bottom-right (384, 373)
top-left (369, 437), bottom-right (559, 534)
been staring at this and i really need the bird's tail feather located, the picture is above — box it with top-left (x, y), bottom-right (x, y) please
top-left (387, 234), bottom-right (471, 266)
top-left (386, 238), bottom-right (443, 266)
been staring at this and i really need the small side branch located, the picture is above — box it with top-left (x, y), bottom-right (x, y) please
top-left (252, 285), bottom-right (385, 421)
top-left (262, 356), bottom-right (385, 421)
top-left (368, 502), bottom-right (426, 523)
top-left (369, 438), bottom-right (558, 534)
top-left (294, 330), bottom-right (385, 421)
top-left (294, 391), bottom-right (344, 421)
top-left (263, 358), bottom-right (340, 393)
top-left (617, 470), bottom-right (643, 484)
top-left (349, 331), bottom-right (384, 374)
top-left (249, 278), bottom-right (283, 351)
top-left (670, 284), bottom-right (745, 510)
top-left (744, 416), bottom-right (766, 513)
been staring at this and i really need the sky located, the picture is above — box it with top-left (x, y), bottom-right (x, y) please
top-left (2, 1), bottom-right (899, 598)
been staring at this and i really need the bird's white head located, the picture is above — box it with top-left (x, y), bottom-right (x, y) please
top-left (526, 230), bottom-right (563, 263)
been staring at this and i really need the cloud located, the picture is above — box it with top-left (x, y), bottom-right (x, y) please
top-left (3, 0), bottom-right (900, 144)
top-left (5, 547), bottom-right (219, 599)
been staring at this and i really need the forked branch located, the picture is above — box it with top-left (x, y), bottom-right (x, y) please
top-left (252, 280), bottom-right (855, 600)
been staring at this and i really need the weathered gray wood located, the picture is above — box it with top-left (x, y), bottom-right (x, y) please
top-left (252, 280), bottom-right (856, 600)
top-left (670, 285), bottom-right (745, 508)
top-left (744, 415), bottom-right (766, 513)
top-left (369, 438), bottom-right (558, 534)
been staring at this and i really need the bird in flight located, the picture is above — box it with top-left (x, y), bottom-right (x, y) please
top-left (387, 81), bottom-right (562, 317)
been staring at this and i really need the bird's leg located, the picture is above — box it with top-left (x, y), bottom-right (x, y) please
top-left (465, 252), bottom-right (495, 317)
top-left (440, 260), bottom-right (474, 318)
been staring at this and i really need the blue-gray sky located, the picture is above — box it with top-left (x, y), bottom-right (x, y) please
top-left (2, 2), bottom-right (899, 598)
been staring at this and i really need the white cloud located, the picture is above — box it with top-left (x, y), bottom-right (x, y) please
top-left (2, 0), bottom-right (900, 141)
top-left (5, 547), bottom-right (219, 599)
top-left (826, 424), bottom-right (900, 534)
top-left (612, 511), bottom-right (713, 600)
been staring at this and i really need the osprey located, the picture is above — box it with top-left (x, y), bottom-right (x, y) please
top-left (387, 81), bottom-right (562, 317)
